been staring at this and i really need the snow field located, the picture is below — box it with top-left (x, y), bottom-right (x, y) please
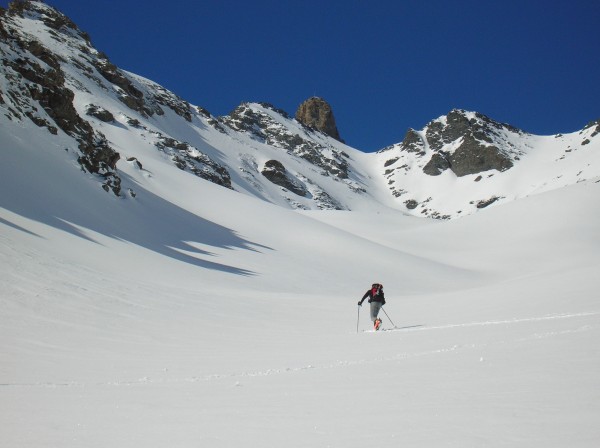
top-left (2, 173), bottom-right (600, 446)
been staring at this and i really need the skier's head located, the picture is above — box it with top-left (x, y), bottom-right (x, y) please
top-left (372, 283), bottom-right (383, 293)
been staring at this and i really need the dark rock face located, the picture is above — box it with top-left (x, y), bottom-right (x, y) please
top-left (86, 104), bottom-right (114, 122)
top-left (295, 97), bottom-right (343, 142)
top-left (449, 135), bottom-right (513, 176)
top-left (1, 1), bottom-right (122, 194)
top-left (422, 152), bottom-right (450, 176)
top-left (392, 109), bottom-right (517, 178)
top-left (92, 56), bottom-right (149, 115)
top-left (400, 129), bottom-right (426, 154)
top-left (261, 160), bottom-right (307, 197)
top-left (155, 136), bottom-right (232, 189)
top-left (379, 109), bottom-right (527, 218)
top-left (426, 110), bottom-right (515, 177)
top-left (7, 52), bottom-right (121, 192)
top-left (0, 1), bottom-right (218, 196)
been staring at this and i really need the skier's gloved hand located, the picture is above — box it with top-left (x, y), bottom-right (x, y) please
top-left (357, 301), bottom-right (362, 306)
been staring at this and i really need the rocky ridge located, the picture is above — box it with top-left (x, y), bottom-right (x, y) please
top-left (0, 1), bottom-right (361, 210)
top-left (0, 1), bottom-right (231, 196)
top-left (392, 109), bottom-right (523, 178)
top-left (220, 102), bottom-right (350, 179)
top-left (1, 1), bottom-right (122, 193)
top-left (1, 1), bottom-right (599, 218)
top-left (218, 102), bottom-right (362, 210)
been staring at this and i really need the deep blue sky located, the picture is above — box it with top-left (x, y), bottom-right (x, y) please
top-left (6, 0), bottom-right (600, 151)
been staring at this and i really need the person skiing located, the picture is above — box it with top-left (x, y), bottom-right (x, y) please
top-left (358, 283), bottom-right (385, 330)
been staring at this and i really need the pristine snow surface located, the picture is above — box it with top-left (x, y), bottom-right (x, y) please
top-left (2, 113), bottom-right (600, 447)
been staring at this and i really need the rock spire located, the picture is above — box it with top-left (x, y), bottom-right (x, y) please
top-left (295, 97), bottom-right (343, 142)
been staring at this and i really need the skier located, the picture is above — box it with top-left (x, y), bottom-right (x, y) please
top-left (358, 283), bottom-right (385, 330)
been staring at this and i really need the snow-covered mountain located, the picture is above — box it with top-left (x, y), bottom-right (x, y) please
top-left (379, 110), bottom-right (600, 218)
top-left (1, 1), bottom-right (599, 220)
top-left (0, 1), bottom-right (378, 213)
top-left (2, 3), bottom-right (600, 447)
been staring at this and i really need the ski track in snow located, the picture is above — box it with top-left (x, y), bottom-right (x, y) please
top-left (2, 311), bottom-right (596, 389)
top-left (376, 311), bottom-right (599, 333)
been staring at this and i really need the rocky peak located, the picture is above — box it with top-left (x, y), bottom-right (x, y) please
top-left (295, 97), bottom-right (343, 142)
top-left (0, 0), bottom-right (223, 196)
top-left (221, 102), bottom-right (349, 179)
top-left (0, 1), bottom-right (123, 193)
top-left (7, 1), bottom-right (91, 43)
top-left (380, 110), bottom-right (536, 218)
top-left (397, 109), bottom-right (522, 178)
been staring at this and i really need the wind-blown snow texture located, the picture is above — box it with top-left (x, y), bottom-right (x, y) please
top-left (1, 3), bottom-right (600, 447)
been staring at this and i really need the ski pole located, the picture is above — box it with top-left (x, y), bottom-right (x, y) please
top-left (381, 307), bottom-right (397, 328)
top-left (357, 305), bottom-right (361, 333)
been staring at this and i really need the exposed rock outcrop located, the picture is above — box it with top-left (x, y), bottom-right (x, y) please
top-left (156, 136), bottom-right (232, 189)
top-left (1, 1), bottom-right (122, 193)
top-left (295, 97), bottom-right (343, 142)
top-left (448, 134), bottom-right (514, 176)
top-left (422, 152), bottom-right (450, 176)
top-left (379, 109), bottom-right (530, 218)
top-left (86, 104), bottom-right (114, 122)
top-left (391, 109), bottom-right (519, 179)
top-left (221, 103), bottom-right (349, 179)
top-left (0, 0), bottom-right (221, 196)
top-left (261, 160), bottom-right (307, 197)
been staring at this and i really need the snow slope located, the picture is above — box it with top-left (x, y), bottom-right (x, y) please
top-left (2, 107), bottom-right (600, 446)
